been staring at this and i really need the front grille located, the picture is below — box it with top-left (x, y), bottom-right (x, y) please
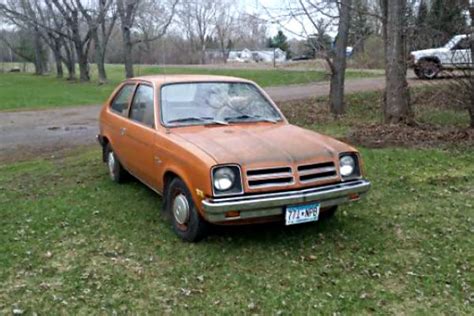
top-left (246, 166), bottom-right (294, 189)
top-left (297, 162), bottom-right (337, 183)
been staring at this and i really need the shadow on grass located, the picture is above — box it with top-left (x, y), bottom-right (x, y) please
top-left (125, 175), bottom-right (359, 246)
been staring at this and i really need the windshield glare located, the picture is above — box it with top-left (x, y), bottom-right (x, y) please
top-left (160, 82), bottom-right (282, 126)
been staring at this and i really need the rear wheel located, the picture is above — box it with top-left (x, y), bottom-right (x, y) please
top-left (105, 144), bottom-right (128, 183)
top-left (166, 178), bottom-right (208, 242)
top-left (416, 60), bottom-right (440, 80)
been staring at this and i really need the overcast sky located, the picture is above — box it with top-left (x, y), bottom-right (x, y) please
top-left (241, 0), bottom-right (338, 39)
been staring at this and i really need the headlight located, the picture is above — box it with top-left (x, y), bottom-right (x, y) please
top-left (339, 154), bottom-right (360, 179)
top-left (212, 165), bottom-right (243, 196)
top-left (213, 167), bottom-right (235, 191)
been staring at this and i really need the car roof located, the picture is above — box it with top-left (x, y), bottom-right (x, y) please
top-left (127, 74), bottom-right (254, 86)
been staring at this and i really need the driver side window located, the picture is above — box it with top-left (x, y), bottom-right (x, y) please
top-left (110, 84), bottom-right (135, 116)
top-left (129, 84), bottom-right (155, 128)
top-left (454, 38), bottom-right (471, 50)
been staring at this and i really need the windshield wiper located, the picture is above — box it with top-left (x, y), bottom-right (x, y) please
top-left (167, 116), bottom-right (228, 125)
top-left (224, 114), bottom-right (277, 123)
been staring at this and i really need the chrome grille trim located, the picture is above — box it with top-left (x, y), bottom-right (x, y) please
top-left (297, 162), bottom-right (338, 183)
top-left (246, 166), bottom-right (294, 189)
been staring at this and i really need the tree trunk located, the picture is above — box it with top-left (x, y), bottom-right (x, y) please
top-left (382, 0), bottom-right (412, 124)
top-left (75, 43), bottom-right (90, 82)
top-left (219, 40), bottom-right (227, 64)
top-left (329, 0), bottom-right (352, 116)
top-left (92, 29), bottom-right (107, 84)
top-left (470, 7), bottom-right (474, 128)
top-left (201, 44), bottom-right (206, 64)
top-left (71, 25), bottom-right (89, 81)
top-left (63, 39), bottom-right (76, 80)
top-left (52, 38), bottom-right (63, 78)
top-left (53, 51), bottom-right (63, 78)
top-left (33, 28), bottom-right (45, 75)
top-left (122, 26), bottom-right (134, 78)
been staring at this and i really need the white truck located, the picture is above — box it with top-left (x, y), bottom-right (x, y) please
top-left (410, 34), bottom-right (473, 79)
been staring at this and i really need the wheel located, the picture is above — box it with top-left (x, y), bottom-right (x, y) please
top-left (166, 177), bottom-right (208, 242)
top-left (105, 144), bottom-right (128, 183)
top-left (416, 61), bottom-right (440, 80)
top-left (319, 206), bottom-right (338, 220)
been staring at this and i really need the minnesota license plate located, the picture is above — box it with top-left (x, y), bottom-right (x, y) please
top-left (285, 202), bottom-right (320, 226)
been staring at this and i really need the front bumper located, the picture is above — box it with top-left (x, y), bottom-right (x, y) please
top-left (202, 179), bottom-right (371, 223)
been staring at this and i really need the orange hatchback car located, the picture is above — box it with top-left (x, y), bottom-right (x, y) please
top-left (98, 75), bottom-right (371, 241)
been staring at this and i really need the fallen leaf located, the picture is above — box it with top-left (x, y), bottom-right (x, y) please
top-left (248, 302), bottom-right (256, 310)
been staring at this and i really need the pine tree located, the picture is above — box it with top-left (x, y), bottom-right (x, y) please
top-left (269, 31), bottom-right (289, 53)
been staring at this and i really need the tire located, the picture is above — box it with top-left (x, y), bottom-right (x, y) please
top-left (319, 206), bottom-right (338, 220)
top-left (414, 67), bottom-right (422, 78)
top-left (105, 144), bottom-right (128, 183)
top-left (166, 177), bottom-right (208, 242)
top-left (416, 60), bottom-right (440, 80)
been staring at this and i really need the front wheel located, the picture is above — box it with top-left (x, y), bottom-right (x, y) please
top-left (415, 61), bottom-right (440, 80)
top-left (166, 178), bottom-right (208, 242)
top-left (105, 144), bottom-right (128, 183)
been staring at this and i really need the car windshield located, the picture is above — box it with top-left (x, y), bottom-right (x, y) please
top-left (160, 82), bottom-right (282, 126)
top-left (443, 36), bottom-right (463, 49)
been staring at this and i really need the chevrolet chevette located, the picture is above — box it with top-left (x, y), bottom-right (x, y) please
top-left (97, 75), bottom-right (371, 242)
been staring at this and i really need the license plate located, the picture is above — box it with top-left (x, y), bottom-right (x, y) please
top-left (285, 202), bottom-right (320, 226)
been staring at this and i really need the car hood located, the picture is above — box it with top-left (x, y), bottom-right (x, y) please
top-left (172, 123), bottom-right (354, 166)
top-left (411, 48), bottom-right (447, 57)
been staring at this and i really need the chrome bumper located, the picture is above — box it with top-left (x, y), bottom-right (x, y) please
top-left (202, 179), bottom-right (371, 223)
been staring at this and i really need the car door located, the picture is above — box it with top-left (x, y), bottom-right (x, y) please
top-left (106, 83), bottom-right (137, 169)
top-left (121, 83), bottom-right (160, 188)
top-left (451, 37), bottom-right (472, 67)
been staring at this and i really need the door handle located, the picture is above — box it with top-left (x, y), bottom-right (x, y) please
top-left (120, 127), bottom-right (126, 136)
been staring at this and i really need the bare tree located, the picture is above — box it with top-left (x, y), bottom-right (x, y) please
top-left (75, 0), bottom-right (116, 84)
top-left (380, 0), bottom-right (412, 124)
top-left (214, 1), bottom-right (237, 63)
top-left (117, 0), bottom-right (177, 78)
top-left (470, 4), bottom-right (474, 127)
top-left (179, 0), bottom-right (217, 64)
top-left (43, 0), bottom-right (77, 80)
top-left (234, 13), bottom-right (268, 49)
top-left (446, 1), bottom-right (474, 127)
top-left (0, 0), bottom-right (48, 75)
top-left (271, 0), bottom-right (352, 116)
top-left (329, 0), bottom-right (352, 115)
top-left (49, 0), bottom-right (92, 82)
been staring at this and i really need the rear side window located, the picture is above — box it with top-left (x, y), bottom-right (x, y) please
top-left (454, 38), bottom-right (471, 50)
top-left (129, 84), bottom-right (155, 127)
top-left (111, 84), bottom-right (135, 116)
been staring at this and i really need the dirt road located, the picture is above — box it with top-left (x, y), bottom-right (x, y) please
top-left (0, 75), bottom-right (432, 161)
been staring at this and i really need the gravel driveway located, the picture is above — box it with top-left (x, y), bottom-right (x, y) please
top-left (0, 75), bottom-right (433, 161)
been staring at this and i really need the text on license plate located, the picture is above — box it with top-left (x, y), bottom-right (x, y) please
top-left (285, 202), bottom-right (320, 226)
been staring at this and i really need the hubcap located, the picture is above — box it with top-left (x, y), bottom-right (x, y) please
top-left (423, 64), bottom-right (438, 78)
top-left (425, 69), bottom-right (435, 77)
top-left (108, 151), bottom-right (115, 178)
top-left (172, 193), bottom-right (190, 225)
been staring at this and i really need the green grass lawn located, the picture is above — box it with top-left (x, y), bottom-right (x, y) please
top-left (0, 64), bottom-right (378, 111)
top-left (1, 147), bottom-right (473, 314)
top-left (1, 86), bottom-right (473, 313)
